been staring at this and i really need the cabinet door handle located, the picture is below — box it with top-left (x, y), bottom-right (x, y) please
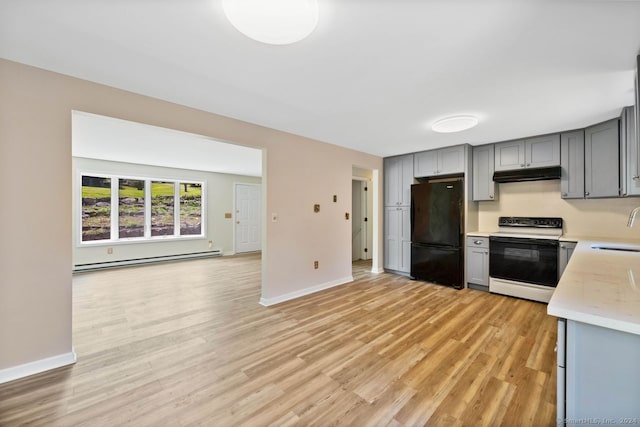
top-left (585, 192), bottom-right (590, 196)
top-left (560, 244), bottom-right (565, 248)
top-left (520, 164), bottom-right (525, 167)
top-left (474, 240), bottom-right (483, 245)
top-left (526, 163), bottom-right (530, 167)
top-left (489, 194), bottom-right (494, 199)
top-left (633, 175), bottom-right (639, 180)
top-left (562, 192), bottom-right (567, 197)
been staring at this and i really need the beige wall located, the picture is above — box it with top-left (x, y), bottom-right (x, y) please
top-left (477, 180), bottom-right (640, 239)
top-left (0, 59), bottom-right (383, 372)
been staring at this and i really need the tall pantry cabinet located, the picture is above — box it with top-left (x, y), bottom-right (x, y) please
top-left (384, 154), bottom-right (413, 273)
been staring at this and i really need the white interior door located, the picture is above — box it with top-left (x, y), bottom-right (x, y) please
top-left (235, 183), bottom-right (261, 253)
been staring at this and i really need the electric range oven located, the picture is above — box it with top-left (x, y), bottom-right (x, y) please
top-left (489, 216), bottom-right (563, 303)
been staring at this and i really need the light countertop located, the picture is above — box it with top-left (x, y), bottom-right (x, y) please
top-left (466, 231), bottom-right (492, 237)
top-left (547, 238), bottom-right (640, 335)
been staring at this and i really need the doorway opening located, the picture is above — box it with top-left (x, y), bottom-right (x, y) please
top-left (352, 166), bottom-right (374, 277)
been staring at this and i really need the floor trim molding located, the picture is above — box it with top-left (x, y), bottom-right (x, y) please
top-left (371, 267), bottom-right (384, 274)
top-left (0, 349), bottom-right (77, 384)
top-left (259, 276), bottom-right (354, 306)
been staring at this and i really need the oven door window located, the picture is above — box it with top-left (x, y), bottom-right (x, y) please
top-left (489, 237), bottom-right (558, 287)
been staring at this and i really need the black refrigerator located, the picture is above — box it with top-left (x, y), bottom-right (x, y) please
top-left (410, 178), bottom-right (464, 289)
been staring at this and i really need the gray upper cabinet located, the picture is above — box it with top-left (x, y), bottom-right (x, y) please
top-left (584, 118), bottom-right (620, 198)
top-left (494, 135), bottom-right (560, 171)
top-left (414, 145), bottom-right (465, 178)
top-left (494, 140), bottom-right (526, 171)
top-left (472, 144), bottom-right (495, 201)
top-left (621, 106), bottom-right (640, 197)
top-left (384, 154), bottom-right (414, 206)
top-left (560, 130), bottom-right (585, 199)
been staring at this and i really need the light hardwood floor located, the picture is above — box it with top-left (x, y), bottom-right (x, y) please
top-left (0, 255), bottom-right (557, 426)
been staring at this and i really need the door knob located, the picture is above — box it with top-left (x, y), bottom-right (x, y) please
top-left (237, 221), bottom-right (240, 224)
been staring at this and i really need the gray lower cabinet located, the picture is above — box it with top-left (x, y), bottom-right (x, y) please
top-left (584, 118), bottom-right (620, 198)
top-left (560, 131), bottom-right (585, 199)
top-left (466, 236), bottom-right (489, 290)
top-left (414, 145), bottom-right (465, 178)
top-left (621, 106), bottom-right (640, 197)
top-left (472, 144), bottom-right (495, 201)
top-left (384, 206), bottom-right (411, 273)
top-left (494, 135), bottom-right (560, 171)
top-left (384, 154), bottom-right (414, 207)
top-left (558, 241), bottom-right (577, 279)
top-left (557, 319), bottom-right (640, 425)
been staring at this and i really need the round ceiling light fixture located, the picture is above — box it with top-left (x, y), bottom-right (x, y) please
top-left (431, 115), bottom-right (479, 133)
top-left (222, 0), bottom-right (319, 45)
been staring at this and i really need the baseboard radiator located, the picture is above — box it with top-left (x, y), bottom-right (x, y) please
top-left (73, 250), bottom-right (223, 272)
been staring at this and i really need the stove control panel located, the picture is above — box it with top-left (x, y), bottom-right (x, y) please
top-left (498, 216), bottom-right (563, 229)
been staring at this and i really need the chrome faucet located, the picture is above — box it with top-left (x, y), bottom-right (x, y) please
top-left (628, 206), bottom-right (640, 227)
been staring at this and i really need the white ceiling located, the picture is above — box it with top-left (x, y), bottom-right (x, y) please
top-left (72, 111), bottom-right (263, 176)
top-left (2, 1), bottom-right (640, 157)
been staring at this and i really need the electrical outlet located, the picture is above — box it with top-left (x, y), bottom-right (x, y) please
top-left (107, 247), bottom-right (113, 255)
top-left (345, 212), bottom-right (350, 220)
top-left (314, 260), bottom-right (319, 269)
top-left (208, 240), bottom-right (213, 248)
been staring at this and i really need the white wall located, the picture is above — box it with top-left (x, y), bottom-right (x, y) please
top-left (0, 58), bottom-right (383, 376)
top-left (477, 180), bottom-right (640, 239)
top-left (73, 157), bottom-right (261, 265)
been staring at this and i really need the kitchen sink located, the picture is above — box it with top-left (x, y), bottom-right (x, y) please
top-left (591, 244), bottom-right (640, 253)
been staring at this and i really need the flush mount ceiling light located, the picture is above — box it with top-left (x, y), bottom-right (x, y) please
top-left (431, 115), bottom-right (479, 133)
top-left (222, 0), bottom-right (319, 45)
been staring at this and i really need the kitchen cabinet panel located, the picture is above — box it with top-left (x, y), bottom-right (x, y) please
top-left (384, 206), bottom-right (410, 273)
top-left (466, 237), bottom-right (489, 289)
top-left (413, 150), bottom-right (438, 178)
top-left (494, 140), bottom-right (525, 171)
top-left (527, 134), bottom-right (561, 168)
top-left (558, 241), bottom-right (577, 279)
top-left (472, 144), bottom-right (495, 201)
top-left (563, 320), bottom-right (640, 421)
top-left (495, 135), bottom-right (560, 172)
top-left (560, 131), bottom-right (585, 199)
top-left (384, 154), bottom-right (414, 206)
top-left (621, 106), bottom-right (640, 197)
top-left (584, 119), bottom-right (620, 198)
top-left (414, 145), bottom-right (465, 177)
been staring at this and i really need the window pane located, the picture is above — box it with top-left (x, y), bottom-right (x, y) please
top-left (119, 179), bottom-right (145, 238)
top-left (81, 176), bottom-right (111, 241)
top-left (180, 183), bottom-right (202, 235)
top-left (151, 181), bottom-right (174, 236)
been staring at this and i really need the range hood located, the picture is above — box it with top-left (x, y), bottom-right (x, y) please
top-left (493, 166), bottom-right (561, 183)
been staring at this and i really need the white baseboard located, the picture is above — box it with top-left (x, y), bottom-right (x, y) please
top-left (223, 251), bottom-right (236, 256)
top-left (371, 267), bottom-right (385, 274)
top-left (0, 349), bottom-right (77, 384)
top-left (259, 276), bottom-right (354, 306)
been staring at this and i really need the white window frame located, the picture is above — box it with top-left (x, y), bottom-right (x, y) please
top-left (77, 171), bottom-right (206, 246)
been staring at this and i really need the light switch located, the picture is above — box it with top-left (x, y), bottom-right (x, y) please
top-left (345, 212), bottom-right (350, 220)
top-left (314, 204), bottom-right (320, 213)
top-left (333, 195), bottom-right (337, 202)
